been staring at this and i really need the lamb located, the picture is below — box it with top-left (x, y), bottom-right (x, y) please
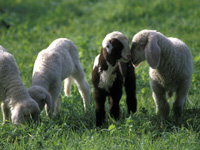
top-left (28, 38), bottom-right (91, 116)
top-left (0, 45), bottom-right (40, 124)
top-left (131, 29), bottom-right (193, 124)
top-left (92, 31), bottom-right (137, 126)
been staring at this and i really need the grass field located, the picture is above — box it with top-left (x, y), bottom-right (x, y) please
top-left (0, 0), bottom-right (200, 149)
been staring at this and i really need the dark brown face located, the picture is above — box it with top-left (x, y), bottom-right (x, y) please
top-left (102, 38), bottom-right (124, 66)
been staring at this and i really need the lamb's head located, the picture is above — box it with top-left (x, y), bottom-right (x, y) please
top-left (101, 31), bottom-right (131, 66)
top-left (28, 85), bottom-right (52, 115)
top-left (131, 30), bottom-right (161, 69)
top-left (11, 99), bottom-right (40, 124)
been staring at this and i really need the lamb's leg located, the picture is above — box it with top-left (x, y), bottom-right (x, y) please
top-left (109, 96), bottom-right (121, 120)
top-left (152, 91), bottom-right (170, 127)
top-left (55, 94), bottom-right (61, 114)
top-left (109, 79), bottom-right (123, 120)
top-left (173, 86), bottom-right (188, 125)
top-left (1, 102), bottom-right (10, 124)
top-left (124, 63), bottom-right (137, 114)
top-left (94, 89), bottom-right (106, 126)
top-left (152, 91), bottom-right (169, 118)
top-left (64, 76), bottom-right (72, 96)
top-left (48, 81), bottom-right (62, 115)
top-left (150, 80), bottom-right (169, 126)
top-left (72, 66), bottom-right (90, 111)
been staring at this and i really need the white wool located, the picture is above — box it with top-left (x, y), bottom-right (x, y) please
top-left (28, 38), bottom-right (90, 114)
top-left (131, 30), bottom-right (193, 121)
top-left (0, 45), bottom-right (40, 124)
top-left (98, 63), bottom-right (117, 92)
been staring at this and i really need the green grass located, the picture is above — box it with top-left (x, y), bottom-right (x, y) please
top-left (0, 0), bottom-right (200, 149)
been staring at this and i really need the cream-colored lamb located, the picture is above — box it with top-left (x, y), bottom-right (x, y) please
top-left (131, 30), bottom-right (193, 124)
top-left (28, 38), bottom-right (90, 116)
top-left (0, 45), bottom-right (40, 124)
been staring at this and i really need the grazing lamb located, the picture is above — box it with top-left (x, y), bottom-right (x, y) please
top-left (28, 38), bottom-right (90, 116)
top-left (92, 31), bottom-right (137, 126)
top-left (131, 29), bottom-right (193, 124)
top-left (0, 45), bottom-right (40, 124)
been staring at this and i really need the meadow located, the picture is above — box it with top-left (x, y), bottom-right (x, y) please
top-left (0, 0), bottom-right (200, 149)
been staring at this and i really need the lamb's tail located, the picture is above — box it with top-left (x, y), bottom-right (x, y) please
top-left (64, 76), bottom-right (73, 96)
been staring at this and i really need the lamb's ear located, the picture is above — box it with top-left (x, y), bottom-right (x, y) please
top-left (145, 35), bottom-right (161, 69)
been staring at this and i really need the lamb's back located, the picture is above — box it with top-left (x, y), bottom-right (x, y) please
top-left (33, 38), bottom-right (78, 81)
top-left (0, 49), bottom-right (23, 100)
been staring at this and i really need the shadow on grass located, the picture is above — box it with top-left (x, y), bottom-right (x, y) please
top-left (42, 106), bottom-right (200, 132)
top-left (92, 107), bottom-right (200, 134)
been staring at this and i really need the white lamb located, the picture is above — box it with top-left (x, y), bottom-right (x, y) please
top-left (0, 45), bottom-right (40, 124)
top-left (131, 30), bottom-right (193, 124)
top-left (28, 38), bottom-right (90, 116)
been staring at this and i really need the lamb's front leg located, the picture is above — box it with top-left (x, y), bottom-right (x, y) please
top-left (109, 80), bottom-right (123, 120)
top-left (48, 81), bottom-right (62, 115)
top-left (151, 81), bottom-right (169, 127)
top-left (55, 94), bottom-right (61, 114)
top-left (173, 85), bottom-right (189, 125)
top-left (1, 102), bottom-right (10, 124)
top-left (124, 63), bottom-right (137, 114)
top-left (109, 96), bottom-right (120, 120)
top-left (94, 89), bottom-right (106, 127)
top-left (152, 91), bottom-right (169, 118)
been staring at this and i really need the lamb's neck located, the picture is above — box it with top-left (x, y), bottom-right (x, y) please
top-left (102, 63), bottom-right (118, 80)
top-left (98, 54), bottom-right (118, 92)
top-left (31, 73), bottom-right (50, 90)
top-left (99, 54), bottom-right (118, 73)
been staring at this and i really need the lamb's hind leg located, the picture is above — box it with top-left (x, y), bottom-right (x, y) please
top-left (64, 76), bottom-right (73, 97)
top-left (72, 66), bottom-right (90, 111)
top-left (1, 102), bottom-right (10, 124)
